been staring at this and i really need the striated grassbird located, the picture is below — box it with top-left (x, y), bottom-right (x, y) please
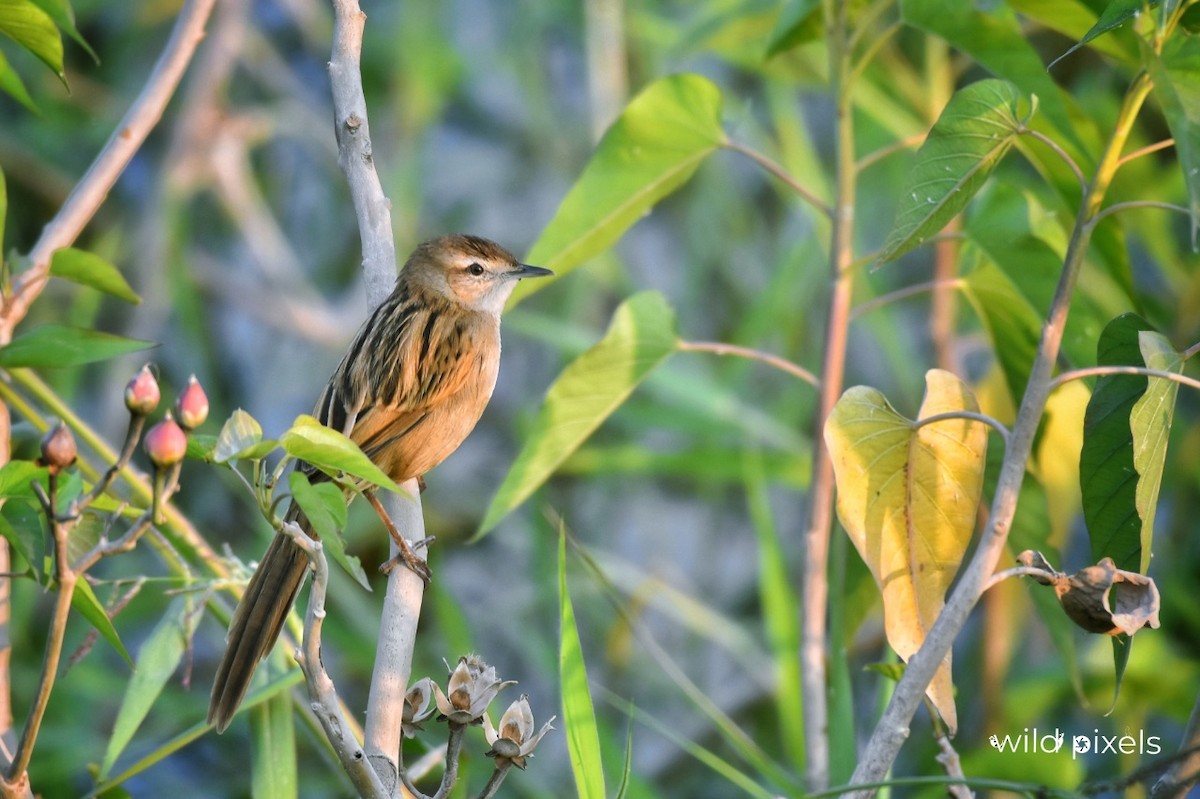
top-left (208, 234), bottom-right (551, 732)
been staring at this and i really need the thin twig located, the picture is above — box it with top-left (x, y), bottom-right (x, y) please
top-left (912, 411), bottom-right (1010, 444)
top-left (7, 478), bottom-right (74, 783)
top-left (1048, 365), bottom-right (1200, 394)
top-left (1118, 137), bottom-right (1174, 168)
top-left (288, 523), bottom-right (387, 797)
top-left (677, 339), bottom-right (820, 387)
top-left (1020, 128), bottom-right (1087, 192)
top-left (856, 133), bottom-right (926, 172)
top-left (984, 565), bottom-right (1057, 592)
top-left (1184, 341), bottom-right (1200, 360)
top-left (849, 279), bottom-right (965, 322)
top-left (723, 139), bottom-right (833, 218)
top-left (3, 0), bottom-right (218, 344)
top-left (1089, 200), bottom-right (1191, 226)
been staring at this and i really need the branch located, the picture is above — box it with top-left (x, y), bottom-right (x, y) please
top-left (1020, 128), bottom-right (1087, 192)
top-left (326, 0), bottom-right (426, 789)
top-left (848, 279), bottom-right (965, 322)
top-left (287, 524), bottom-right (388, 797)
top-left (848, 71), bottom-right (1156, 793)
top-left (723, 139), bottom-right (833, 218)
top-left (677, 339), bottom-right (820, 387)
top-left (1090, 200), bottom-right (1191, 226)
top-left (1049, 365), bottom-right (1200, 394)
top-left (2, 0), bottom-right (218, 343)
top-left (911, 411), bottom-right (1010, 444)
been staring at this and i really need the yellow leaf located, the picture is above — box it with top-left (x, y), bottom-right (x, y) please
top-left (824, 369), bottom-right (989, 733)
top-left (1032, 381), bottom-right (1089, 545)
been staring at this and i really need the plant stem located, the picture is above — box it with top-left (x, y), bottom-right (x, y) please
top-left (804, 1), bottom-right (859, 789)
top-left (1049, 365), bottom-right (1200, 393)
top-left (723, 139), bottom-right (833, 218)
top-left (848, 71), bottom-right (1155, 793)
top-left (677, 340), bottom-right (819, 386)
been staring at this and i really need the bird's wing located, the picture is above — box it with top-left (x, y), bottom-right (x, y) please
top-left (310, 295), bottom-right (487, 475)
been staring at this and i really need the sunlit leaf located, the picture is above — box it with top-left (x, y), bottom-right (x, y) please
top-left (0, 0), bottom-right (64, 79)
top-left (72, 578), bottom-right (132, 666)
top-left (560, 532), bottom-right (606, 799)
top-left (288, 472), bottom-right (367, 590)
top-left (824, 369), bottom-right (990, 734)
top-left (280, 415), bottom-right (401, 494)
top-left (900, 0), bottom-right (1080, 146)
top-left (1048, 0), bottom-right (1156, 69)
top-left (213, 409), bottom-right (275, 463)
top-left (1032, 382), bottom-right (1090, 541)
top-left (478, 292), bottom-right (678, 535)
top-left (100, 597), bottom-right (198, 778)
top-left (1080, 314), bottom-right (1155, 574)
top-left (0, 324), bottom-right (154, 368)
top-left (27, 0), bottom-right (96, 61)
top-left (50, 247), bottom-right (140, 304)
top-left (511, 74), bottom-right (724, 305)
top-left (1129, 331), bottom-right (1182, 572)
top-left (878, 80), bottom-right (1024, 265)
top-left (1147, 33), bottom-right (1200, 247)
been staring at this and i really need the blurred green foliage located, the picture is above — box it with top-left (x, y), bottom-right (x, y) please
top-left (0, 0), bottom-right (1198, 797)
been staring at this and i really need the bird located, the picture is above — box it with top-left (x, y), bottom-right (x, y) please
top-left (207, 234), bottom-right (552, 733)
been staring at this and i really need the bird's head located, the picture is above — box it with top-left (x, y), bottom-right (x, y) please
top-left (405, 235), bottom-right (552, 315)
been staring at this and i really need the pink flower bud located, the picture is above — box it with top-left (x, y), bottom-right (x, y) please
top-left (144, 414), bottom-right (187, 468)
top-left (40, 421), bottom-right (77, 473)
top-left (174, 375), bottom-right (209, 430)
top-left (124, 365), bottom-right (160, 416)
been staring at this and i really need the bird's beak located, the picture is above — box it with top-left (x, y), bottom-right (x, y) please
top-left (509, 263), bottom-right (554, 279)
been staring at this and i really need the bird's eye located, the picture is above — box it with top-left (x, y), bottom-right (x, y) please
top-left (467, 262), bottom-right (485, 276)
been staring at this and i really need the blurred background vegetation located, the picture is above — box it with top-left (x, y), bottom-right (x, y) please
top-left (1, 0), bottom-right (1199, 796)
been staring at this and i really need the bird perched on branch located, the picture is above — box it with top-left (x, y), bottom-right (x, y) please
top-left (208, 234), bottom-right (552, 732)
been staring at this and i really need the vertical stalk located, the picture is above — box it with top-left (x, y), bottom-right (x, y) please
top-left (849, 71), bottom-right (1154, 791)
top-left (803, 1), bottom-right (857, 789)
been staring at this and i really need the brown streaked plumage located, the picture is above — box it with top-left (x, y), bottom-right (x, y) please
top-left (207, 235), bottom-right (551, 733)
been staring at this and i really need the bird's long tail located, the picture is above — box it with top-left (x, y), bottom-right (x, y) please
top-left (208, 505), bottom-right (312, 733)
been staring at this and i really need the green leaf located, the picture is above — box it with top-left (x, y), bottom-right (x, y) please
top-left (185, 434), bottom-right (216, 461)
top-left (213, 409), bottom-right (276, 463)
top-left (511, 74), bottom-right (724, 305)
top-left (765, 0), bottom-right (821, 56)
top-left (878, 79), bottom-right (1024, 265)
top-left (1049, 0), bottom-right (1156, 69)
top-left (0, 459), bottom-right (47, 498)
top-left (1147, 33), bottom-right (1200, 247)
top-left (1080, 313), bottom-right (1155, 574)
top-left (279, 415), bottom-right (401, 494)
top-left (288, 472), bottom-right (368, 590)
top-left (251, 687), bottom-right (297, 799)
top-left (478, 291), bottom-right (678, 535)
top-left (100, 597), bottom-right (198, 778)
top-left (50, 247), bottom-right (140, 304)
top-left (744, 452), bottom-right (804, 771)
top-left (560, 532), bottom-right (606, 799)
top-left (0, 324), bottom-right (154, 368)
top-left (900, 0), bottom-right (1082, 148)
top-left (1007, 0), bottom-right (1138, 64)
top-left (0, 0), bottom-right (64, 79)
top-left (962, 259), bottom-right (1042, 402)
top-left (72, 578), bottom-right (132, 666)
top-left (27, 0), bottom-right (96, 61)
top-left (1129, 331), bottom-right (1182, 573)
top-left (0, 49), bottom-right (38, 112)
